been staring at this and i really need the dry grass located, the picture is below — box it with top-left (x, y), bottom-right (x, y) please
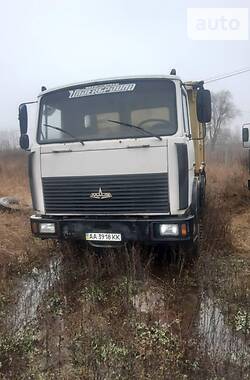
top-left (0, 150), bottom-right (55, 270)
top-left (203, 148), bottom-right (250, 258)
top-left (0, 151), bottom-right (30, 205)
top-left (207, 146), bottom-right (249, 206)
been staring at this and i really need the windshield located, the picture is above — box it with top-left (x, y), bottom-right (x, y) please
top-left (38, 79), bottom-right (177, 144)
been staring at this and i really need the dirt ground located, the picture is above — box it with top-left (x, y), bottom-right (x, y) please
top-left (231, 209), bottom-right (250, 255)
top-left (0, 150), bottom-right (249, 380)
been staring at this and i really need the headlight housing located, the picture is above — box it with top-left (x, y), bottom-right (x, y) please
top-left (39, 223), bottom-right (56, 234)
top-left (159, 224), bottom-right (179, 236)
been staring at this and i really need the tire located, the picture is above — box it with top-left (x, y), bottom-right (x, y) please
top-left (182, 217), bottom-right (201, 261)
top-left (199, 172), bottom-right (206, 210)
top-left (187, 239), bottom-right (200, 259)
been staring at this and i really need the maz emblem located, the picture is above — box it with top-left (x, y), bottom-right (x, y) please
top-left (90, 187), bottom-right (112, 200)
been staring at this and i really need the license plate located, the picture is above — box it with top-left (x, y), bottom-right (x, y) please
top-left (85, 232), bottom-right (122, 242)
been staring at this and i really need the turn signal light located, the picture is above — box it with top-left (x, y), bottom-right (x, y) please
top-left (181, 224), bottom-right (187, 238)
top-left (31, 221), bottom-right (38, 234)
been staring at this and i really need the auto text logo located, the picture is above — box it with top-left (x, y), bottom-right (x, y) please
top-left (69, 83), bottom-right (136, 98)
top-left (187, 8), bottom-right (249, 40)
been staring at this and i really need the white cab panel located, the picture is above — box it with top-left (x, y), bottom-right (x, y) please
top-left (40, 138), bottom-right (168, 177)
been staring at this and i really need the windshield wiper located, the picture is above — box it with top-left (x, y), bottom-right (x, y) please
top-left (107, 120), bottom-right (162, 141)
top-left (43, 124), bottom-right (85, 146)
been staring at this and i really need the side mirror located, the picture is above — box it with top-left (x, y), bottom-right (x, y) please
top-left (18, 104), bottom-right (28, 134)
top-left (196, 89), bottom-right (211, 123)
top-left (242, 125), bottom-right (250, 148)
top-left (19, 134), bottom-right (29, 150)
top-left (18, 103), bottom-right (29, 150)
top-left (242, 127), bottom-right (249, 143)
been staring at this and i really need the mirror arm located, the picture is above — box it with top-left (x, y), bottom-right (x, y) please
top-left (203, 123), bottom-right (206, 139)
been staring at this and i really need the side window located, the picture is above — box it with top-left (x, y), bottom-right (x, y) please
top-left (182, 92), bottom-right (191, 135)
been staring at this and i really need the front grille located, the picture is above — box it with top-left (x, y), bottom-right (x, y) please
top-left (42, 173), bottom-right (169, 214)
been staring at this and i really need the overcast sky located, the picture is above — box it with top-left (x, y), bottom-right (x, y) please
top-left (0, 0), bottom-right (249, 134)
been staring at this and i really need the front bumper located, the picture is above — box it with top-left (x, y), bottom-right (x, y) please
top-left (30, 215), bottom-right (196, 244)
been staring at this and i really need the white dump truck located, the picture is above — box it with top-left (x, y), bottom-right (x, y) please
top-left (18, 73), bottom-right (211, 252)
top-left (242, 123), bottom-right (250, 189)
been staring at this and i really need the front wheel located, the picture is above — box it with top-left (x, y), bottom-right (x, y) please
top-left (186, 238), bottom-right (200, 259)
top-left (199, 172), bottom-right (206, 210)
top-left (181, 217), bottom-right (201, 261)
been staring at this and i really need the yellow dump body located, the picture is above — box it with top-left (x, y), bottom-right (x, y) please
top-left (186, 83), bottom-right (205, 175)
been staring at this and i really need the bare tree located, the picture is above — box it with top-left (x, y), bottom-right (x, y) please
top-left (207, 90), bottom-right (239, 150)
top-left (0, 129), bottom-right (19, 151)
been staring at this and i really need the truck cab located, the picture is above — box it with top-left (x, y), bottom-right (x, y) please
top-left (19, 75), bottom-right (211, 250)
top-left (242, 123), bottom-right (250, 189)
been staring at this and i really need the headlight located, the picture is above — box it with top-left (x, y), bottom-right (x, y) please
top-left (39, 223), bottom-right (56, 234)
top-left (159, 224), bottom-right (179, 236)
